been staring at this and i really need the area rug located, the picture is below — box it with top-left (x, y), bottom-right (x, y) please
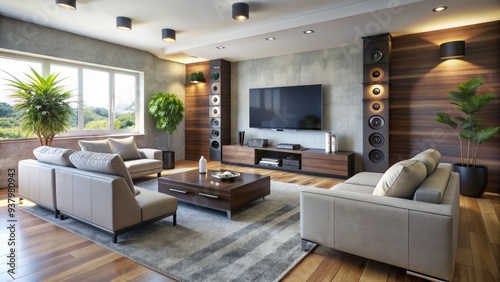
top-left (19, 180), bottom-right (314, 282)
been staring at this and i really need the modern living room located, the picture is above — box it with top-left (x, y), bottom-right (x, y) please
top-left (0, 0), bottom-right (499, 281)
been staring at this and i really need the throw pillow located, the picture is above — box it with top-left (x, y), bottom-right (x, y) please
top-left (78, 139), bottom-right (113, 154)
top-left (373, 159), bottom-right (427, 199)
top-left (33, 146), bottom-right (75, 167)
top-left (108, 136), bottom-right (142, 161)
top-left (411, 149), bottom-right (441, 176)
top-left (69, 151), bottom-right (136, 196)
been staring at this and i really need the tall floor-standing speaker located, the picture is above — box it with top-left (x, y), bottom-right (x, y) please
top-left (209, 59), bottom-right (231, 161)
top-left (362, 33), bottom-right (391, 172)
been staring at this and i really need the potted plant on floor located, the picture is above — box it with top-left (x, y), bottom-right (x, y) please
top-left (148, 92), bottom-right (184, 169)
top-left (4, 67), bottom-right (75, 146)
top-left (436, 77), bottom-right (499, 197)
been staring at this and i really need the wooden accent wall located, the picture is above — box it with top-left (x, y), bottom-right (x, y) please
top-left (185, 62), bottom-right (210, 161)
top-left (390, 21), bottom-right (500, 193)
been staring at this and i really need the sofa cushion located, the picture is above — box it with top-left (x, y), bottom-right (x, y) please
top-left (411, 149), bottom-right (441, 176)
top-left (344, 172), bottom-right (383, 187)
top-left (108, 136), bottom-right (142, 161)
top-left (413, 163), bottom-right (452, 204)
top-left (124, 158), bottom-right (163, 174)
top-left (331, 183), bottom-right (375, 194)
top-left (134, 187), bottom-right (178, 221)
top-left (33, 146), bottom-right (75, 167)
top-left (373, 159), bottom-right (427, 199)
top-left (69, 151), bottom-right (136, 196)
top-left (78, 139), bottom-right (113, 154)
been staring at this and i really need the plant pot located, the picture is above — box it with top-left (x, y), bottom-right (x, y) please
top-left (163, 151), bottom-right (175, 169)
top-left (453, 164), bottom-right (488, 198)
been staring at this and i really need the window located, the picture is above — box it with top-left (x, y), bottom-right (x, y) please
top-left (0, 52), bottom-right (143, 140)
top-left (0, 57), bottom-right (42, 139)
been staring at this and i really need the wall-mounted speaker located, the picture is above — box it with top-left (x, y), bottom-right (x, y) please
top-left (209, 59), bottom-right (231, 161)
top-left (362, 33), bottom-right (391, 173)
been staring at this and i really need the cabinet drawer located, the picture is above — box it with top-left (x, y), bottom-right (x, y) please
top-left (222, 146), bottom-right (255, 165)
top-left (159, 186), bottom-right (231, 210)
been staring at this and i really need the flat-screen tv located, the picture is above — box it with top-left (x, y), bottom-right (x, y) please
top-left (249, 84), bottom-right (323, 130)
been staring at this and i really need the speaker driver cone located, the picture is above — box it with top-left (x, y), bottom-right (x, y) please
top-left (369, 115), bottom-right (385, 129)
top-left (210, 117), bottom-right (220, 127)
top-left (211, 140), bottom-right (220, 149)
top-left (369, 133), bottom-right (385, 147)
top-left (211, 129), bottom-right (220, 138)
top-left (369, 149), bottom-right (385, 163)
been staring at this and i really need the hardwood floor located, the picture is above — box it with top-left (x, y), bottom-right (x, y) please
top-left (1, 160), bottom-right (499, 281)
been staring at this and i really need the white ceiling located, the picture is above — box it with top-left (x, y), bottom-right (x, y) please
top-left (0, 0), bottom-right (499, 64)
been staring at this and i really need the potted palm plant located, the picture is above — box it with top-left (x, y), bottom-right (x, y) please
top-left (436, 77), bottom-right (499, 197)
top-left (148, 92), bottom-right (184, 169)
top-left (4, 67), bottom-right (74, 146)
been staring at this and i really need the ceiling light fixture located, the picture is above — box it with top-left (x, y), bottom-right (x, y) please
top-left (216, 46), bottom-right (226, 49)
top-left (56, 0), bottom-right (76, 10)
top-left (116, 17), bottom-right (132, 31)
top-left (162, 29), bottom-right (176, 42)
top-left (303, 30), bottom-right (315, 34)
top-left (266, 37), bottom-right (276, 41)
top-left (432, 6), bottom-right (447, 12)
top-left (232, 2), bottom-right (249, 21)
top-left (440, 40), bottom-right (465, 59)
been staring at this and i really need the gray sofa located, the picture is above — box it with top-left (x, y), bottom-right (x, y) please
top-left (78, 136), bottom-right (163, 178)
top-left (18, 146), bottom-right (177, 243)
top-left (300, 149), bottom-right (459, 281)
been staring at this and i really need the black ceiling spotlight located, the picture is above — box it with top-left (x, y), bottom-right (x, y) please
top-left (232, 2), bottom-right (249, 21)
top-left (56, 0), bottom-right (76, 10)
top-left (162, 28), bottom-right (176, 42)
top-left (440, 40), bottom-right (465, 59)
top-left (116, 17), bottom-right (132, 31)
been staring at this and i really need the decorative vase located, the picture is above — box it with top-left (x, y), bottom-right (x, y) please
top-left (163, 151), bottom-right (175, 169)
top-left (453, 164), bottom-right (488, 197)
top-left (238, 131), bottom-right (245, 146)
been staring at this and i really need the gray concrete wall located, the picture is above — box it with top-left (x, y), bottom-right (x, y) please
top-left (231, 45), bottom-right (363, 172)
top-left (0, 16), bottom-right (185, 187)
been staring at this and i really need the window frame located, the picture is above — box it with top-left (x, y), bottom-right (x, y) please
top-left (0, 51), bottom-right (144, 139)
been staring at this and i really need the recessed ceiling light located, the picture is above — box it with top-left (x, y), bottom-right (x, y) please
top-left (303, 30), bottom-right (315, 34)
top-left (216, 46), bottom-right (226, 49)
top-left (432, 6), bottom-right (447, 12)
top-left (266, 37), bottom-right (276, 41)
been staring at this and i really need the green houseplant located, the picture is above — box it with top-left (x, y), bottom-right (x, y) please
top-left (4, 67), bottom-right (74, 146)
top-left (188, 71), bottom-right (205, 83)
top-left (148, 92), bottom-right (184, 169)
top-left (436, 77), bottom-right (499, 197)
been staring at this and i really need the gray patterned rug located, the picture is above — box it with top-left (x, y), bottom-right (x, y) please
top-left (19, 180), bottom-right (314, 282)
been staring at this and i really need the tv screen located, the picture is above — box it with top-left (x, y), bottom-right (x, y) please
top-left (249, 84), bottom-right (323, 130)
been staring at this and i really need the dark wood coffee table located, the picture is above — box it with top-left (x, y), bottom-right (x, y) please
top-left (158, 169), bottom-right (270, 219)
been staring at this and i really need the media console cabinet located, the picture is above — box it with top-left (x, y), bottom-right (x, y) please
top-left (222, 145), bottom-right (354, 178)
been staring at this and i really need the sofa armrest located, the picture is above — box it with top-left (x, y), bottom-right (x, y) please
top-left (18, 159), bottom-right (58, 211)
top-left (138, 148), bottom-right (162, 161)
top-left (300, 187), bottom-right (411, 269)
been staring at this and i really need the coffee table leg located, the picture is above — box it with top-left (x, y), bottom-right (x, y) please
top-left (227, 210), bottom-right (232, 220)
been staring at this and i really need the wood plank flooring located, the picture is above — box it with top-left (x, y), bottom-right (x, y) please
top-left (1, 160), bottom-right (499, 281)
